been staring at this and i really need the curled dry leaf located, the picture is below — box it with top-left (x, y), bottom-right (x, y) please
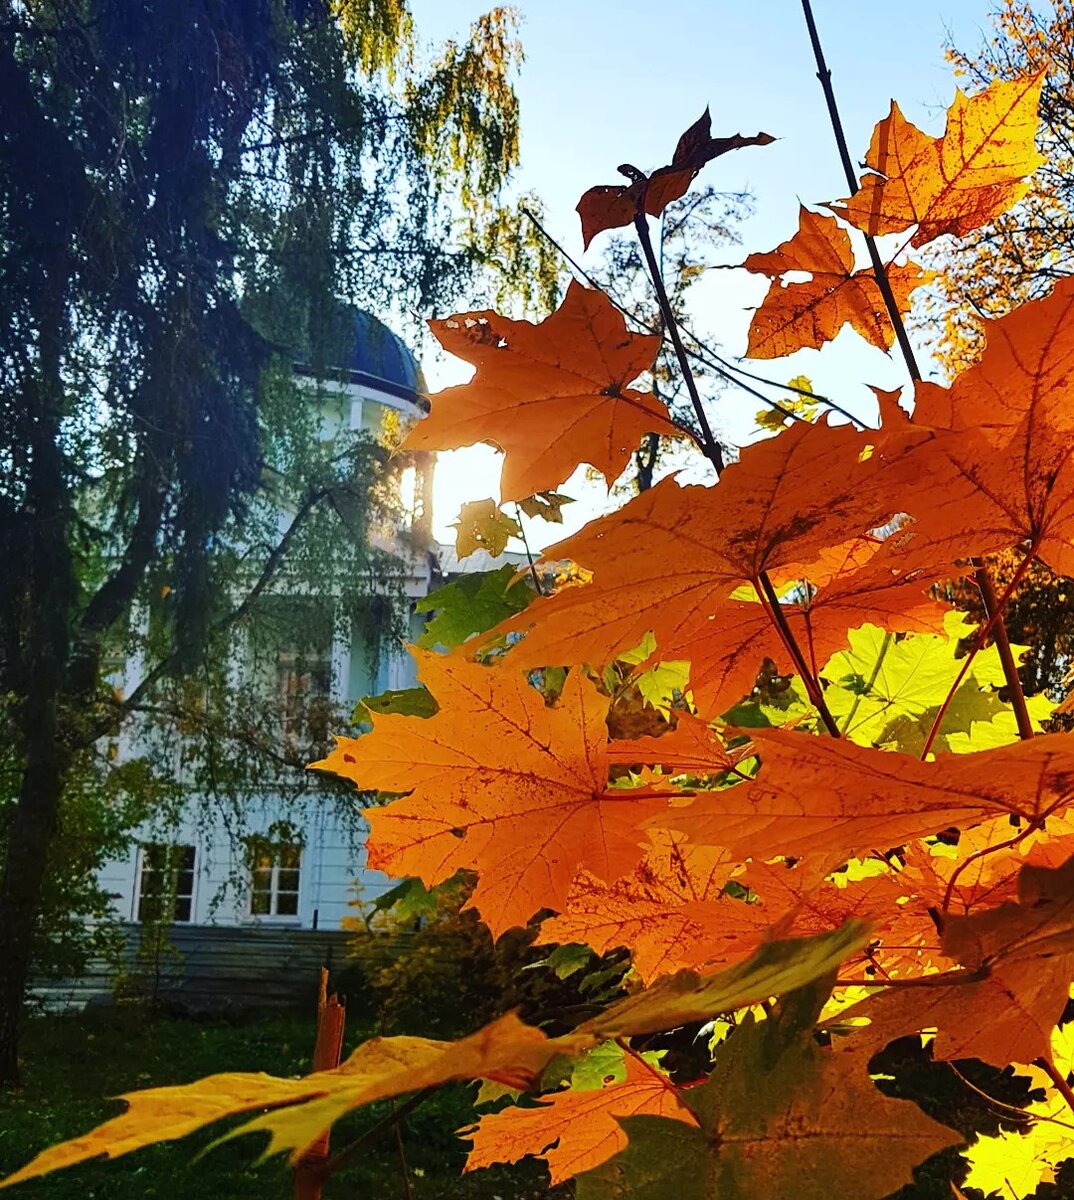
top-left (576, 109), bottom-right (774, 248)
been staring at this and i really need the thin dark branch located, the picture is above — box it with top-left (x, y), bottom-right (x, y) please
top-left (757, 573), bottom-right (841, 738)
top-left (632, 209), bottom-right (724, 471)
top-left (800, 0), bottom-right (923, 383)
top-left (80, 486), bottom-right (331, 746)
top-left (519, 205), bottom-right (806, 429)
top-left (321, 1088), bottom-right (436, 1180)
top-left (514, 504), bottom-right (546, 596)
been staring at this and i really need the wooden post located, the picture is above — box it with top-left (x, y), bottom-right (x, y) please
top-left (294, 968), bottom-right (346, 1200)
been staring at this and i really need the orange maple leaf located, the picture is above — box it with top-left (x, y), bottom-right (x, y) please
top-left (403, 281), bottom-right (680, 502)
top-left (843, 853), bottom-right (1074, 1067)
top-left (538, 832), bottom-right (901, 984)
top-left (743, 207), bottom-right (928, 358)
top-left (832, 73), bottom-right (1045, 247)
top-left (576, 109), bottom-right (774, 249)
top-left (537, 831), bottom-right (748, 982)
top-left (464, 1054), bottom-right (697, 1185)
top-left (879, 278), bottom-right (1074, 574)
top-left (493, 418), bottom-right (909, 677)
top-left (665, 538), bottom-right (952, 718)
top-left (0, 1013), bottom-right (588, 1188)
top-left (314, 653), bottom-right (666, 936)
top-left (913, 277), bottom-right (1074, 436)
top-left (655, 728), bottom-right (1074, 867)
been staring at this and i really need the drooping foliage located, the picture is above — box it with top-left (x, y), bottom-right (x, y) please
top-left (0, 0), bottom-right (530, 1083)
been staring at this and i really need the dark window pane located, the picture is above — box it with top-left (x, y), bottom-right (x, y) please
top-left (250, 891), bottom-right (270, 915)
top-left (279, 845), bottom-right (302, 870)
top-left (277, 869), bottom-right (300, 892)
top-left (173, 895), bottom-right (192, 922)
top-left (276, 893), bottom-right (299, 916)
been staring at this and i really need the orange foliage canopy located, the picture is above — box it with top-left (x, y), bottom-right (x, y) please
top-left (491, 416), bottom-right (909, 678)
top-left (11, 56), bottom-right (1074, 1200)
top-left (833, 73), bottom-right (1045, 246)
top-left (404, 280), bottom-right (679, 502)
top-left (743, 207), bottom-right (928, 357)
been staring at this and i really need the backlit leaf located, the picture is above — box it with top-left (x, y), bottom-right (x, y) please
top-left (833, 74), bottom-right (1045, 246)
top-left (743, 207), bottom-right (928, 358)
top-left (406, 281), bottom-right (680, 501)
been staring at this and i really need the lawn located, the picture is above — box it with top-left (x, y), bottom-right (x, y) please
top-left (0, 1007), bottom-right (564, 1199)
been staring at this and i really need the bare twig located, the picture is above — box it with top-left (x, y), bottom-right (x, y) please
top-left (920, 546), bottom-right (1039, 759)
top-left (801, 0), bottom-right (1034, 741)
top-left (632, 209), bottom-right (724, 471)
top-left (800, 0), bottom-right (922, 384)
top-left (320, 1088), bottom-right (436, 1180)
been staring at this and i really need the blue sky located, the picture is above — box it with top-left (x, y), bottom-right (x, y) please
top-left (406, 0), bottom-right (1002, 542)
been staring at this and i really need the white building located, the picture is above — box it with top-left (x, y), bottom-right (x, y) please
top-left (96, 309), bottom-right (440, 944)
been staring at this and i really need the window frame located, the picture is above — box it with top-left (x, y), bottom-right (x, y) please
top-left (247, 842), bottom-right (303, 923)
top-left (134, 842), bottom-right (197, 925)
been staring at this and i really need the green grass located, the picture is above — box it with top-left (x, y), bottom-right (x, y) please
top-left (0, 1007), bottom-right (564, 1199)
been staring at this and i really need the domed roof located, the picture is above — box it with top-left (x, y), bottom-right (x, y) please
top-left (295, 304), bottom-right (424, 406)
top-left (346, 309), bottom-right (422, 393)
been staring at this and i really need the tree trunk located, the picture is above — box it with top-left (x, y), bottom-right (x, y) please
top-left (0, 254), bottom-right (75, 1086)
top-left (0, 749), bottom-right (66, 1085)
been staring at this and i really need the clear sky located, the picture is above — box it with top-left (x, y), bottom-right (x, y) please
top-left (405, 0), bottom-right (1001, 544)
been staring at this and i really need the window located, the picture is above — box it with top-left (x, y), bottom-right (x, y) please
top-left (136, 844), bottom-right (196, 923)
top-left (249, 842), bottom-right (302, 918)
top-left (276, 640), bottom-right (331, 741)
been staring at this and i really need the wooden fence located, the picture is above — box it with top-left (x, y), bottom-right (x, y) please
top-left (31, 923), bottom-right (413, 1015)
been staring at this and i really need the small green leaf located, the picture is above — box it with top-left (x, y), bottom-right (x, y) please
top-left (358, 687), bottom-right (437, 719)
top-left (416, 565), bottom-right (533, 650)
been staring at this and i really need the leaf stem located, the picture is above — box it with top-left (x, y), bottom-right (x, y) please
top-left (520, 204), bottom-right (863, 429)
top-left (514, 504), bottom-right (547, 597)
top-left (973, 558), bottom-right (1034, 740)
top-left (919, 547), bottom-right (1038, 759)
top-left (757, 573), bottom-right (841, 738)
top-left (1039, 1055), bottom-right (1074, 1120)
top-left (801, 0), bottom-right (1036, 745)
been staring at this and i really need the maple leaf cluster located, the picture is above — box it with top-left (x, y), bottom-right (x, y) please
top-left (8, 51), bottom-right (1074, 1200)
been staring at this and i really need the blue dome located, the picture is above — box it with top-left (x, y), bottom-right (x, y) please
top-left (295, 305), bottom-right (424, 406)
top-left (346, 309), bottom-right (422, 394)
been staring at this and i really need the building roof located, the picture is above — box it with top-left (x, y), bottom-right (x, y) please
top-left (295, 305), bottom-right (425, 408)
top-left (436, 544), bottom-right (531, 577)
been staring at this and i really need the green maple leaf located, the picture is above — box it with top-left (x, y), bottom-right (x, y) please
top-left (416, 565), bottom-right (533, 651)
top-left (821, 613), bottom-right (1038, 750)
top-left (577, 980), bottom-right (960, 1200)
